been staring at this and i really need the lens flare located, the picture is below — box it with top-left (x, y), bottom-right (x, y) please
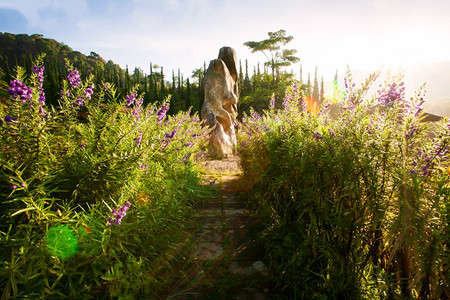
top-left (304, 96), bottom-right (319, 114)
top-left (45, 225), bottom-right (78, 259)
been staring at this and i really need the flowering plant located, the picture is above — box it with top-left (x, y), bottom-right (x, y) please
top-left (0, 57), bottom-right (212, 299)
top-left (238, 72), bottom-right (449, 299)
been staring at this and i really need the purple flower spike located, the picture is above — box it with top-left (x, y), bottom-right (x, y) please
top-left (126, 92), bottom-right (137, 106)
top-left (134, 132), bottom-right (143, 146)
top-left (8, 80), bottom-right (33, 103)
top-left (108, 201), bottom-right (131, 226)
top-left (156, 105), bottom-right (170, 124)
top-left (67, 69), bottom-right (81, 88)
top-left (75, 97), bottom-right (85, 106)
top-left (85, 84), bottom-right (94, 99)
top-left (269, 96), bottom-right (276, 108)
top-left (4, 115), bottom-right (17, 125)
top-left (314, 132), bottom-right (324, 140)
top-left (33, 65), bottom-right (46, 105)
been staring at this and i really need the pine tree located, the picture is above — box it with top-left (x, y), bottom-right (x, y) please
top-left (4, 58), bottom-right (12, 82)
top-left (239, 60), bottom-right (244, 95)
top-left (125, 65), bottom-right (130, 91)
top-left (307, 73), bottom-right (311, 96)
top-left (160, 67), bottom-right (165, 99)
top-left (171, 69), bottom-right (176, 109)
top-left (299, 64), bottom-right (303, 82)
top-left (312, 67), bottom-right (319, 101)
top-left (244, 59), bottom-right (251, 95)
top-left (149, 63), bottom-right (154, 101)
top-left (186, 78), bottom-right (191, 111)
top-left (320, 76), bottom-right (325, 106)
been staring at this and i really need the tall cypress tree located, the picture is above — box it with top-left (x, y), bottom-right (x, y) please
top-left (171, 69), bottom-right (176, 110)
top-left (239, 60), bottom-right (244, 95)
top-left (125, 65), bottom-right (130, 91)
top-left (4, 58), bottom-right (12, 82)
top-left (160, 67), bottom-right (165, 99)
top-left (299, 64), bottom-right (303, 82)
top-left (244, 59), bottom-right (251, 95)
top-left (307, 73), bottom-right (311, 96)
top-left (312, 67), bottom-right (319, 101)
top-left (320, 76), bottom-right (325, 106)
top-left (186, 78), bottom-right (191, 111)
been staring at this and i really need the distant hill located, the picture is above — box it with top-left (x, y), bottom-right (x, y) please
top-left (0, 32), bottom-right (128, 105)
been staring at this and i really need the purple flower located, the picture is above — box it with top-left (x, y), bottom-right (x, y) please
top-left (80, 141), bottom-right (87, 148)
top-left (4, 115), bottom-right (17, 125)
top-left (85, 84), bottom-right (94, 99)
top-left (39, 106), bottom-right (46, 116)
top-left (314, 132), bottom-right (324, 141)
top-left (405, 126), bottom-right (417, 139)
top-left (60, 89), bottom-right (70, 99)
top-left (377, 82), bottom-right (405, 106)
top-left (292, 82), bottom-right (299, 95)
top-left (11, 184), bottom-right (17, 190)
top-left (32, 65), bottom-right (46, 105)
top-left (8, 80), bottom-right (33, 104)
top-left (134, 132), bottom-right (143, 146)
top-left (126, 92), bottom-right (136, 106)
top-left (269, 95), bottom-right (276, 108)
top-left (139, 163), bottom-right (149, 174)
top-left (75, 97), bottom-right (84, 106)
top-left (252, 111), bottom-right (260, 120)
top-left (283, 94), bottom-right (291, 110)
top-left (108, 201), bottom-right (131, 226)
top-left (67, 69), bottom-right (81, 88)
top-left (20, 182), bottom-right (26, 188)
top-left (302, 100), bottom-right (307, 112)
top-left (319, 104), bottom-right (331, 116)
top-left (156, 105), bottom-right (170, 124)
top-left (165, 130), bottom-right (177, 139)
top-left (181, 153), bottom-right (192, 165)
top-left (328, 128), bottom-right (335, 137)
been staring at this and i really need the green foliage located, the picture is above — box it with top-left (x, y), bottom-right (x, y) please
top-left (238, 75), bottom-right (449, 299)
top-left (0, 58), bottom-right (213, 298)
top-left (244, 29), bottom-right (300, 88)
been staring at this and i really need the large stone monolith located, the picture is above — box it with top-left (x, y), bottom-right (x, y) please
top-left (201, 47), bottom-right (239, 158)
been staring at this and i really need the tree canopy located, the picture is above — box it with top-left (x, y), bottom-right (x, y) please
top-left (244, 29), bottom-right (300, 87)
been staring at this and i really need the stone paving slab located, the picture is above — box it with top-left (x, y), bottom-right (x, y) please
top-left (180, 172), bottom-right (270, 298)
top-left (189, 242), bottom-right (224, 260)
top-left (194, 209), bottom-right (223, 218)
top-left (187, 216), bottom-right (223, 229)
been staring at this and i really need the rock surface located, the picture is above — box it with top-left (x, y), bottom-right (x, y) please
top-left (201, 47), bottom-right (239, 159)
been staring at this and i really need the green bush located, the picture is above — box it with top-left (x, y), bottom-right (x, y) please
top-left (239, 71), bottom-right (449, 299)
top-left (0, 56), bottom-right (213, 298)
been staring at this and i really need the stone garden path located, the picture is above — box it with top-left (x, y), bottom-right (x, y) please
top-left (172, 157), bottom-right (272, 299)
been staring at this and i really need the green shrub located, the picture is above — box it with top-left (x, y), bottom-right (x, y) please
top-left (239, 71), bottom-right (449, 299)
top-left (0, 56), bottom-right (213, 298)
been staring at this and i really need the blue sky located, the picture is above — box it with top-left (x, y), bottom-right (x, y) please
top-left (1, 0), bottom-right (450, 114)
